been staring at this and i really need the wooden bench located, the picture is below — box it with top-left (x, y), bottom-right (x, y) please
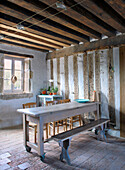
top-left (52, 118), bottom-right (110, 165)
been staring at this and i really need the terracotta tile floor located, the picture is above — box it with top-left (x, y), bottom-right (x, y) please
top-left (0, 126), bottom-right (125, 170)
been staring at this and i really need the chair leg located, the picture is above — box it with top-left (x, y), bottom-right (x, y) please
top-left (57, 121), bottom-right (59, 134)
top-left (79, 115), bottom-right (82, 126)
top-left (46, 123), bottom-right (48, 139)
top-left (69, 117), bottom-right (73, 130)
top-left (65, 119), bottom-right (67, 131)
top-left (34, 126), bottom-right (37, 144)
top-left (62, 119), bottom-right (66, 132)
top-left (53, 122), bottom-right (56, 136)
top-left (49, 123), bottom-right (51, 135)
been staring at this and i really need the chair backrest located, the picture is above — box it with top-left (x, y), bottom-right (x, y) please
top-left (46, 100), bottom-right (59, 106)
top-left (59, 99), bottom-right (71, 104)
top-left (23, 102), bottom-right (37, 109)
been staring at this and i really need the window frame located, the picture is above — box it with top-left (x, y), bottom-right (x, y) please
top-left (3, 56), bottom-right (24, 94)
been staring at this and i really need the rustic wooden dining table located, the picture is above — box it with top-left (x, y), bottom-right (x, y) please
top-left (17, 101), bottom-right (99, 161)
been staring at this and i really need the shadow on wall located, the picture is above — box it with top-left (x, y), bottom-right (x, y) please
top-left (99, 92), bottom-right (116, 125)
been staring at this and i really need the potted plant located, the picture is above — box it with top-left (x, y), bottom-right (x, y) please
top-left (40, 88), bottom-right (46, 95)
top-left (53, 87), bottom-right (58, 95)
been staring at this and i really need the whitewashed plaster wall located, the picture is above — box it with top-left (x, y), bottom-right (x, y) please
top-left (47, 47), bottom-right (120, 128)
top-left (0, 44), bottom-right (47, 128)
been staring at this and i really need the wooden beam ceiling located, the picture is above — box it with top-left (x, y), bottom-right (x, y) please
top-left (0, 0), bottom-right (124, 52)
top-left (7, 0), bottom-right (101, 39)
top-left (0, 18), bottom-right (74, 46)
top-left (104, 0), bottom-right (125, 20)
top-left (75, 0), bottom-right (125, 33)
top-left (0, 1), bottom-right (89, 42)
top-left (40, 0), bottom-right (116, 36)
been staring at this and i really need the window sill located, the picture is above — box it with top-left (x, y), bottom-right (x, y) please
top-left (0, 93), bottom-right (33, 100)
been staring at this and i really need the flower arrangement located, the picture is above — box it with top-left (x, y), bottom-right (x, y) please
top-left (40, 86), bottom-right (58, 95)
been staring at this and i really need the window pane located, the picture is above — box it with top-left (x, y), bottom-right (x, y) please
top-left (4, 70), bottom-right (11, 79)
top-left (4, 80), bottom-right (11, 90)
top-left (15, 60), bottom-right (21, 70)
top-left (15, 71), bottom-right (21, 80)
top-left (4, 59), bottom-right (12, 69)
top-left (14, 80), bottom-right (21, 90)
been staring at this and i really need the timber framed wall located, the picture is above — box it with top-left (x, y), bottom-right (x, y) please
top-left (47, 47), bottom-right (121, 128)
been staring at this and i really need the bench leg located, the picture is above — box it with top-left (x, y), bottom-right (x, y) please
top-left (58, 138), bottom-right (72, 165)
top-left (96, 124), bottom-right (107, 142)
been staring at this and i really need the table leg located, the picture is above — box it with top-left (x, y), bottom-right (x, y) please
top-left (38, 116), bottom-right (45, 161)
top-left (23, 114), bottom-right (31, 152)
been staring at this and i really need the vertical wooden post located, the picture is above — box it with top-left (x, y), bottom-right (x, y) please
top-left (120, 46), bottom-right (125, 137)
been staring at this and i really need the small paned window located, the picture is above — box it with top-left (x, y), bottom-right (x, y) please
top-left (4, 57), bottom-right (24, 93)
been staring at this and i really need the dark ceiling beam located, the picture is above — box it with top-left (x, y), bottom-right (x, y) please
top-left (0, 1), bottom-right (89, 42)
top-left (47, 35), bottom-right (125, 59)
top-left (0, 50), bottom-right (34, 58)
top-left (7, 0), bottom-right (101, 39)
top-left (40, 0), bottom-right (116, 37)
top-left (75, 0), bottom-right (125, 33)
top-left (0, 17), bottom-right (74, 46)
top-left (0, 24), bottom-right (62, 49)
top-left (3, 37), bottom-right (55, 51)
top-left (0, 29), bottom-right (56, 51)
top-left (104, 0), bottom-right (125, 19)
top-left (0, 41), bottom-right (48, 53)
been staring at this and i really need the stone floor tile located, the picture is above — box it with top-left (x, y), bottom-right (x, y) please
top-left (0, 152), bottom-right (11, 159)
top-left (0, 158), bottom-right (11, 165)
top-left (0, 164), bottom-right (10, 170)
top-left (18, 162), bottom-right (31, 170)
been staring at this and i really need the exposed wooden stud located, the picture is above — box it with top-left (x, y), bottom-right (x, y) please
top-left (47, 35), bottom-right (125, 59)
top-left (57, 58), bottom-right (60, 94)
top-left (83, 53), bottom-right (89, 99)
top-left (108, 48), bottom-right (115, 123)
top-left (95, 51), bottom-right (101, 101)
top-left (73, 54), bottom-right (79, 99)
top-left (120, 46), bottom-right (125, 138)
top-left (64, 56), bottom-right (69, 99)
top-left (50, 59), bottom-right (53, 87)
top-left (88, 52), bottom-right (94, 100)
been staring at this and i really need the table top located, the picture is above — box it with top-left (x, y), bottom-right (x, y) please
top-left (17, 101), bottom-right (98, 117)
top-left (37, 95), bottom-right (63, 98)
